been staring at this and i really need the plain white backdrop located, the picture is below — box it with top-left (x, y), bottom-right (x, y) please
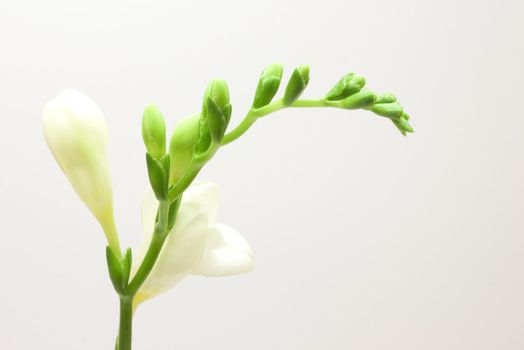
top-left (1, 0), bottom-right (523, 349)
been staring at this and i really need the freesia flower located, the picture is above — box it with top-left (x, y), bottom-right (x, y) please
top-left (43, 89), bottom-right (119, 252)
top-left (133, 181), bottom-right (254, 306)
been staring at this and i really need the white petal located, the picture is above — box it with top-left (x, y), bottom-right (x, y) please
top-left (183, 181), bottom-right (220, 224)
top-left (42, 89), bottom-right (115, 238)
top-left (140, 186), bottom-right (158, 237)
top-left (192, 223), bottom-right (255, 277)
top-left (137, 182), bottom-right (219, 242)
top-left (133, 190), bottom-right (210, 304)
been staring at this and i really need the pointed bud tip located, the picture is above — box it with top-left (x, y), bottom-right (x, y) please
top-left (142, 104), bottom-right (166, 160)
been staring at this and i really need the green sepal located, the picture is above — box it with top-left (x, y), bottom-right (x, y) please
top-left (106, 247), bottom-right (132, 296)
top-left (159, 154), bottom-right (171, 175)
top-left (222, 103), bottom-right (232, 125)
top-left (207, 97), bottom-right (228, 143)
top-left (283, 65), bottom-right (310, 105)
top-left (252, 63), bottom-right (283, 108)
top-left (167, 199), bottom-right (181, 231)
top-left (392, 117), bottom-right (414, 135)
top-left (146, 153), bottom-right (168, 200)
top-left (341, 90), bottom-right (377, 109)
top-left (195, 117), bottom-right (212, 155)
top-left (121, 248), bottom-right (132, 289)
top-left (325, 74), bottom-right (365, 101)
top-left (371, 101), bottom-right (404, 119)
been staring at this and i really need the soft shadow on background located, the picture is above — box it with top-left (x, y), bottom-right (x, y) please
top-left (1, 0), bottom-right (523, 349)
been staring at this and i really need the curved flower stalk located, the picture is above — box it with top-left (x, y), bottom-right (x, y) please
top-left (43, 64), bottom-right (413, 350)
top-left (43, 89), bottom-right (120, 254)
top-left (132, 181), bottom-right (254, 307)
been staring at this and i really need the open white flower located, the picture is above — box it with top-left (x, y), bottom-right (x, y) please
top-left (133, 181), bottom-right (254, 305)
top-left (43, 89), bottom-right (119, 250)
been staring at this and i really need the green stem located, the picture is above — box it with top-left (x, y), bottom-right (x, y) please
top-left (290, 99), bottom-right (328, 108)
top-left (113, 199), bottom-right (177, 350)
top-left (117, 298), bottom-right (133, 350)
top-left (127, 200), bottom-right (171, 295)
top-left (221, 98), bottom-right (328, 145)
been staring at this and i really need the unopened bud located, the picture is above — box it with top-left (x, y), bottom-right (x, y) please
top-left (375, 93), bottom-right (397, 104)
top-left (341, 90), bottom-right (376, 109)
top-left (142, 104), bottom-right (166, 160)
top-left (392, 118), bottom-right (414, 136)
top-left (371, 101), bottom-right (404, 119)
top-left (283, 65), bottom-right (310, 105)
top-left (252, 63), bottom-right (283, 109)
top-left (169, 114), bottom-right (200, 183)
top-left (202, 80), bottom-right (232, 143)
top-left (325, 73), bottom-right (365, 101)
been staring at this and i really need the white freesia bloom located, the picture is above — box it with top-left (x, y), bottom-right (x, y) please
top-left (43, 89), bottom-right (119, 250)
top-left (133, 181), bottom-right (254, 305)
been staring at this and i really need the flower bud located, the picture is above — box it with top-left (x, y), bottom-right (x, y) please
top-left (325, 73), bottom-right (366, 101)
top-left (371, 101), bottom-right (404, 119)
top-left (169, 114), bottom-right (200, 183)
top-left (283, 65), bottom-right (310, 105)
top-left (375, 93), bottom-right (397, 104)
top-left (141, 104), bottom-right (166, 160)
top-left (392, 117), bottom-right (414, 135)
top-left (341, 90), bottom-right (376, 109)
top-left (252, 63), bottom-right (283, 109)
top-left (202, 80), bottom-right (232, 143)
top-left (42, 89), bottom-right (119, 251)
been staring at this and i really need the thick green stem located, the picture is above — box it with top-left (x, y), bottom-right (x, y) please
top-left (113, 199), bottom-right (177, 350)
top-left (117, 298), bottom-right (133, 350)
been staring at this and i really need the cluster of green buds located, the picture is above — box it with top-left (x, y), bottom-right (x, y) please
top-left (141, 80), bottom-right (233, 203)
top-left (324, 73), bottom-right (413, 135)
top-left (141, 65), bottom-right (414, 203)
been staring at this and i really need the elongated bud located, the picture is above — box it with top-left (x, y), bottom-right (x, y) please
top-left (252, 63), bottom-right (283, 108)
top-left (375, 93), bottom-right (397, 104)
top-left (283, 65), bottom-right (310, 105)
top-left (371, 100), bottom-right (404, 119)
top-left (43, 89), bottom-right (120, 253)
top-left (202, 80), bottom-right (232, 143)
top-left (392, 117), bottom-right (414, 136)
top-left (325, 73), bottom-right (366, 101)
top-left (169, 114), bottom-right (200, 183)
top-left (142, 104), bottom-right (166, 160)
top-left (341, 90), bottom-right (376, 109)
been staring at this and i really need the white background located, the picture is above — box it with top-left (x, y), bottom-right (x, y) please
top-left (1, 0), bottom-right (523, 349)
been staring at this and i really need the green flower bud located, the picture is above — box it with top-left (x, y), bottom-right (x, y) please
top-left (142, 104), bottom-right (166, 160)
top-left (341, 90), bottom-right (376, 109)
top-left (375, 93), bottom-right (397, 104)
top-left (202, 80), bottom-right (232, 143)
top-left (283, 65), bottom-right (310, 105)
top-left (252, 63), bottom-right (283, 109)
top-left (169, 114), bottom-right (200, 183)
top-left (392, 117), bottom-right (414, 136)
top-left (325, 73), bottom-right (366, 101)
top-left (371, 101), bottom-right (404, 119)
